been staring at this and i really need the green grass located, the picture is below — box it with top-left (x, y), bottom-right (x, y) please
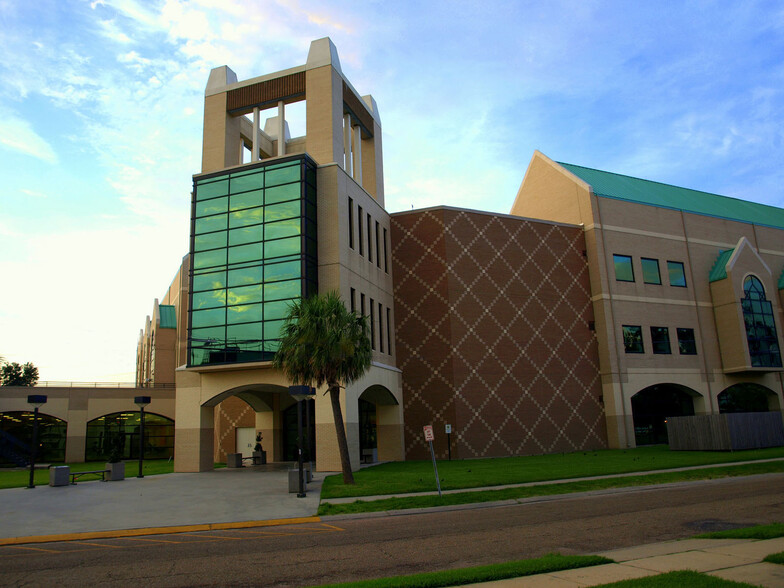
top-left (593, 570), bottom-right (755, 587)
top-left (318, 461), bottom-right (784, 515)
top-left (314, 553), bottom-right (611, 587)
top-left (0, 460), bottom-right (176, 489)
top-left (695, 523), bottom-right (784, 540)
top-left (764, 552), bottom-right (784, 565)
top-left (321, 446), bottom-right (784, 499)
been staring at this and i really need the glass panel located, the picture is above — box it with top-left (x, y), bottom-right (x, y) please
top-left (228, 242), bottom-right (262, 265)
top-left (190, 326), bottom-right (225, 343)
top-left (195, 214), bottom-right (227, 234)
top-left (667, 261), bottom-right (687, 287)
top-left (265, 218), bottom-right (301, 240)
top-left (613, 254), bottom-right (634, 282)
top-left (194, 231), bottom-right (227, 252)
top-left (650, 326), bottom-right (670, 354)
top-left (230, 173), bottom-right (263, 194)
top-left (196, 179), bottom-right (229, 200)
top-left (264, 279), bottom-right (300, 301)
top-left (265, 260), bottom-right (301, 282)
top-left (230, 189), bottom-right (264, 211)
top-left (195, 196), bottom-right (228, 218)
top-left (230, 207), bottom-right (264, 228)
top-left (192, 290), bottom-right (226, 310)
top-left (264, 300), bottom-right (291, 321)
top-left (265, 164), bottom-right (300, 186)
top-left (228, 265), bottom-right (263, 287)
top-left (622, 325), bottom-right (644, 353)
top-left (192, 271), bottom-right (226, 292)
top-left (227, 284), bottom-right (263, 306)
top-left (265, 237), bottom-right (300, 259)
top-left (227, 322), bottom-right (263, 343)
top-left (193, 249), bottom-right (226, 270)
top-left (677, 328), bottom-right (697, 355)
top-left (265, 182), bottom-right (300, 204)
top-left (264, 320), bottom-right (286, 340)
top-left (227, 303), bottom-right (263, 324)
top-left (229, 225), bottom-right (263, 247)
top-left (265, 200), bottom-right (300, 223)
top-left (641, 258), bottom-right (661, 285)
top-left (191, 307), bottom-right (226, 328)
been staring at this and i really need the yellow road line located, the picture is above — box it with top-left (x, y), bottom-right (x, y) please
top-left (0, 516), bottom-right (322, 547)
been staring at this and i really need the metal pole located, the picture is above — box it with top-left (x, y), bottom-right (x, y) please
top-left (428, 440), bottom-right (442, 497)
top-left (27, 407), bottom-right (39, 489)
top-left (297, 399), bottom-right (305, 497)
top-left (137, 406), bottom-right (145, 478)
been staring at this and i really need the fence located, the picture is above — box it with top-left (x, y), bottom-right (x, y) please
top-left (667, 412), bottom-right (784, 451)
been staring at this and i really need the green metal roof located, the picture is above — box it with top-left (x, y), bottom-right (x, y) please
top-left (159, 305), bottom-right (177, 329)
top-left (709, 249), bottom-right (734, 282)
top-left (558, 162), bottom-right (784, 230)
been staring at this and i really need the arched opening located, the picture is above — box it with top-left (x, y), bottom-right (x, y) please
top-left (358, 385), bottom-right (399, 464)
top-left (85, 412), bottom-right (174, 462)
top-left (719, 383), bottom-right (777, 413)
top-left (631, 384), bottom-right (698, 446)
top-left (0, 412), bottom-right (67, 464)
top-left (741, 275), bottom-right (782, 368)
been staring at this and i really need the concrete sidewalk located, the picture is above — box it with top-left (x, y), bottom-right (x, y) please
top-left (471, 537), bottom-right (784, 587)
top-left (0, 464), bottom-right (322, 543)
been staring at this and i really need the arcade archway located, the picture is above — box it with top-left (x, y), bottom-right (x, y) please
top-left (631, 384), bottom-right (699, 446)
top-left (718, 383), bottom-right (778, 413)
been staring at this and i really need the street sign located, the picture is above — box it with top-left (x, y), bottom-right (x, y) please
top-left (445, 424), bottom-right (452, 434)
top-left (423, 425), bottom-right (434, 442)
top-left (422, 425), bottom-right (441, 496)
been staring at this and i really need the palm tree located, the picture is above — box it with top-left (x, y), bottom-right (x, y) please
top-left (273, 291), bottom-right (371, 484)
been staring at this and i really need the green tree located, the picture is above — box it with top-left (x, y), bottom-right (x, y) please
top-left (0, 362), bottom-right (40, 387)
top-left (273, 291), bottom-right (371, 484)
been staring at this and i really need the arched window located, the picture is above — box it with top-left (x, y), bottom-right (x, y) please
top-left (0, 412), bottom-right (67, 463)
top-left (741, 276), bottom-right (782, 368)
top-left (85, 412), bottom-right (174, 462)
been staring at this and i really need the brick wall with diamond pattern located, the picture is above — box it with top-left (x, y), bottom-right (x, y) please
top-left (392, 207), bottom-right (607, 460)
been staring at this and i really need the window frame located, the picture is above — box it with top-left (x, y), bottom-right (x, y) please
top-left (667, 260), bottom-right (687, 287)
top-left (676, 327), bottom-right (697, 355)
top-left (622, 325), bottom-right (644, 354)
top-left (613, 254), bottom-right (635, 282)
top-left (650, 326), bottom-right (671, 354)
top-left (641, 257), bottom-right (662, 285)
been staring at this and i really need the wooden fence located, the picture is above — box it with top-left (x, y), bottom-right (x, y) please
top-left (667, 412), bottom-right (784, 451)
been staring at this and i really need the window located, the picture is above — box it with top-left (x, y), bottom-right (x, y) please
top-left (360, 293), bottom-right (365, 317)
top-left (378, 302), bottom-right (384, 353)
top-left (358, 205), bottom-right (364, 255)
top-left (641, 258), bottom-right (661, 285)
top-left (367, 213), bottom-right (373, 263)
top-left (375, 221), bottom-right (381, 268)
top-left (386, 307), bottom-right (392, 353)
top-left (622, 325), bottom-right (644, 353)
top-left (350, 288), bottom-right (356, 313)
top-left (370, 297), bottom-right (375, 350)
top-left (741, 276), bottom-right (782, 367)
top-left (650, 326), bottom-right (671, 354)
top-left (667, 261), bottom-right (687, 287)
top-left (613, 254), bottom-right (634, 282)
top-left (676, 328), bottom-right (697, 355)
top-left (383, 228), bottom-right (389, 273)
top-left (348, 197), bottom-right (354, 249)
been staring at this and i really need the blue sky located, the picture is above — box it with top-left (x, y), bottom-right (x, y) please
top-left (1, 0), bottom-right (782, 381)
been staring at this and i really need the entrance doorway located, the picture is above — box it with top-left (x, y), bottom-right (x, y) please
top-left (236, 427), bottom-right (255, 458)
top-left (632, 384), bottom-right (697, 445)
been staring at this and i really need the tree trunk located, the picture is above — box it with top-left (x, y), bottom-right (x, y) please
top-left (328, 383), bottom-right (355, 485)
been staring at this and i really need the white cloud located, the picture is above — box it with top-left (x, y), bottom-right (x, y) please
top-left (0, 114), bottom-right (58, 163)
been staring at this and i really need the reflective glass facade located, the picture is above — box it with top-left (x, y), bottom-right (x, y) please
top-left (741, 276), bottom-right (782, 368)
top-left (188, 156), bottom-right (318, 366)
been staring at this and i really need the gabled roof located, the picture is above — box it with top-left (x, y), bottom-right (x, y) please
top-left (709, 249), bottom-right (734, 282)
top-left (159, 305), bottom-right (177, 329)
top-left (558, 162), bottom-right (784, 230)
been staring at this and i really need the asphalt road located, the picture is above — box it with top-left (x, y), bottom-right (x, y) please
top-left (1, 474), bottom-right (782, 587)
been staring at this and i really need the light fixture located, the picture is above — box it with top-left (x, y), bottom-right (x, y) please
top-left (134, 396), bottom-right (151, 478)
top-left (26, 395), bottom-right (47, 489)
top-left (288, 385), bottom-right (316, 497)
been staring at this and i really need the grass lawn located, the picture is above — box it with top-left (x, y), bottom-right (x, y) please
top-left (592, 571), bottom-right (755, 587)
top-left (0, 460), bottom-right (176, 489)
top-left (320, 445), bottom-right (784, 499)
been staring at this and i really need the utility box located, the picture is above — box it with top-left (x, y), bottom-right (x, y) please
top-left (227, 453), bottom-right (243, 468)
top-left (49, 466), bottom-right (70, 487)
top-left (288, 469), bottom-right (306, 493)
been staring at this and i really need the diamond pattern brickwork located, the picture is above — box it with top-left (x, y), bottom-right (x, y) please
top-left (392, 208), bottom-right (606, 460)
top-left (213, 396), bottom-right (255, 461)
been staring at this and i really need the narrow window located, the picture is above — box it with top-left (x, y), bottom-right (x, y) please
top-left (360, 293), bottom-right (365, 317)
top-left (613, 254), bottom-right (634, 282)
top-left (369, 297), bottom-right (375, 350)
top-left (350, 288), bottom-right (356, 313)
top-left (348, 197), bottom-right (354, 250)
top-left (650, 326), bottom-right (671, 354)
top-left (386, 307), bottom-right (392, 353)
top-left (622, 325), bottom-right (644, 353)
top-left (641, 258), bottom-right (661, 285)
top-left (375, 221), bottom-right (381, 268)
top-left (741, 276), bottom-right (782, 367)
top-left (378, 302), bottom-right (384, 353)
top-left (358, 206), bottom-right (364, 256)
top-left (667, 261), bottom-right (687, 287)
top-left (676, 328), bottom-right (697, 355)
top-left (367, 213), bottom-right (373, 263)
top-left (383, 228), bottom-right (389, 273)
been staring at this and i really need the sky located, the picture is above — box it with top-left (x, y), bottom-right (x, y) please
top-left (1, 0), bottom-right (783, 382)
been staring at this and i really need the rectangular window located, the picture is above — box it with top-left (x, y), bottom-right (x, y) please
top-left (375, 221), bottom-right (381, 268)
top-left (641, 258), bottom-right (661, 285)
top-left (650, 326), bottom-right (671, 354)
top-left (383, 228), bottom-right (389, 273)
top-left (378, 302), bottom-right (384, 353)
top-left (360, 293), bottom-right (365, 317)
top-left (369, 297), bottom-right (376, 350)
top-left (613, 254), bottom-right (634, 282)
top-left (348, 197), bottom-right (354, 250)
top-left (677, 328), bottom-right (697, 355)
top-left (350, 288), bottom-right (356, 313)
top-left (367, 214), bottom-right (373, 263)
top-left (667, 261), bottom-right (687, 287)
top-left (622, 325), bottom-right (644, 353)
top-left (386, 307), bottom-right (392, 354)
top-left (358, 206), bottom-right (364, 256)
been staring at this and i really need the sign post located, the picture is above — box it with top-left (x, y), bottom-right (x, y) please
top-left (445, 424), bottom-right (452, 461)
top-left (423, 425), bottom-right (442, 497)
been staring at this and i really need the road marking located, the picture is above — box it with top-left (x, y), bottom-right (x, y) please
top-left (72, 541), bottom-right (123, 548)
top-left (5, 545), bottom-right (62, 553)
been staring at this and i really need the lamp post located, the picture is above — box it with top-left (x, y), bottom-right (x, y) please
top-left (134, 396), bottom-right (151, 478)
top-left (26, 394), bottom-right (47, 489)
top-left (288, 385), bottom-right (315, 498)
